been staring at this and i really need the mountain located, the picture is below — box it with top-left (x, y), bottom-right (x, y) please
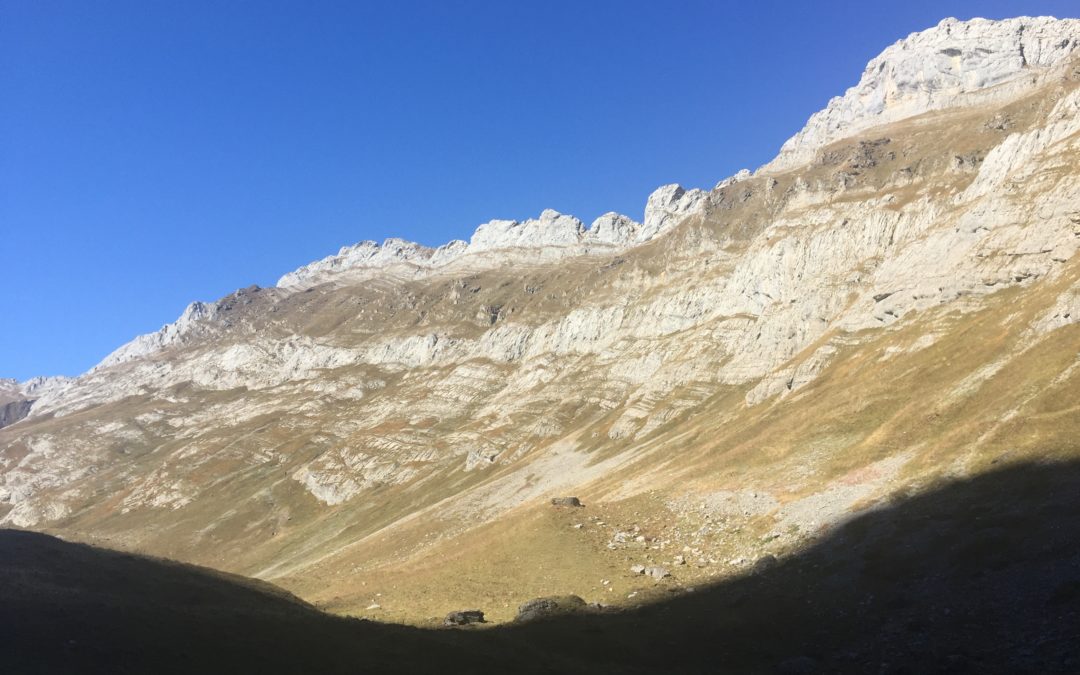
top-left (3, 14), bottom-right (1079, 639)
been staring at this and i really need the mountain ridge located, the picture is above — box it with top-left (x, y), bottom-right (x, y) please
top-left (12, 14), bottom-right (1071, 383)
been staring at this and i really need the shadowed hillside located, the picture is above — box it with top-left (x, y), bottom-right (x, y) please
top-left (4, 461), bottom-right (1079, 674)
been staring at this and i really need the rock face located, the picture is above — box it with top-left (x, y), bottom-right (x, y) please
top-left (0, 399), bottom-right (34, 430)
top-left (2, 16), bottom-right (1079, 622)
top-left (0, 376), bottom-right (71, 429)
top-left (767, 16), bottom-right (1080, 171)
top-left (641, 184), bottom-right (708, 239)
top-left (95, 300), bottom-right (223, 369)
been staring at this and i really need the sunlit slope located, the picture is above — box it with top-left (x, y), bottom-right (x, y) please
top-left (280, 256), bottom-right (1080, 623)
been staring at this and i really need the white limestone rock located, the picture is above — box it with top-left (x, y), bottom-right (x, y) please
top-left (715, 169), bottom-right (752, 190)
top-left (430, 239), bottom-right (469, 265)
top-left (586, 212), bottom-right (641, 245)
top-left (278, 208), bottom-right (647, 290)
top-left (95, 300), bottom-right (220, 370)
top-left (766, 16), bottom-right (1080, 172)
top-left (277, 238), bottom-right (454, 289)
top-left (18, 376), bottom-right (73, 398)
top-left (0, 376), bottom-right (72, 404)
top-left (469, 209), bottom-right (585, 251)
top-left (641, 184), bottom-right (708, 240)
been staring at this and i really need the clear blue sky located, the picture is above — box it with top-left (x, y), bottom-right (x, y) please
top-left (2, 0), bottom-right (1076, 380)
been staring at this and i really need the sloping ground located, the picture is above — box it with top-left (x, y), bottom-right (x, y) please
top-left (280, 258), bottom-right (1080, 622)
top-left (4, 460), bottom-right (1079, 674)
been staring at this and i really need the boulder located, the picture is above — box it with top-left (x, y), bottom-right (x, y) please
top-left (753, 554), bottom-right (778, 574)
top-left (443, 610), bottom-right (485, 626)
top-left (515, 595), bottom-right (587, 623)
top-left (550, 496), bottom-right (583, 508)
top-left (645, 566), bottom-right (671, 580)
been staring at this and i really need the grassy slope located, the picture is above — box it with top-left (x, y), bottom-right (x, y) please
top-left (280, 257), bottom-right (1079, 623)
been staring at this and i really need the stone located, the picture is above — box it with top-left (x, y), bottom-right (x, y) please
top-left (645, 566), bottom-right (671, 580)
top-left (753, 554), bottom-right (779, 574)
top-left (443, 609), bottom-right (485, 626)
top-left (514, 595), bottom-right (587, 623)
top-left (766, 17), bottom-right (1080, 171)
top-left (550, 496), bottom-right (583, 508)
top-left (715, 168), bottom-right (753, 190)
top-left (630, 564), bottom-right (646, 575)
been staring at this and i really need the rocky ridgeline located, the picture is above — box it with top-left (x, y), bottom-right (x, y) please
top-left (766, 16), bottom-right (1080, 171)
top-left (64, 184), bottom-right (711, 373)
top-left (70, 16), bottom-right (1080, 375)
top-left (275, 183), bottom-right (711, 290)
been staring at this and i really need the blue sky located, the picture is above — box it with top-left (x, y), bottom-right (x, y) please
top-left (2, 0), bottom-right (1076, 380)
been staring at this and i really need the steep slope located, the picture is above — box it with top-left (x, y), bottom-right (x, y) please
top-left (2, 16), bottom-right (1079, 626)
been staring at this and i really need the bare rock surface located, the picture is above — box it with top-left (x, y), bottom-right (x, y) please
top-left (766, 16), bottom-right (1080, 171)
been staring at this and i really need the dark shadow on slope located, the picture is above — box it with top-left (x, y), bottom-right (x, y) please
top-left (501, 460), bottom-right (1080, 674)
top-left (0, 528), bottom-right (527, 674)
top-left (3, 461), bottom-right (1080, 674)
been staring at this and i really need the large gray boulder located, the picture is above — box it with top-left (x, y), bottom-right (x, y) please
top-left (514, 595), bottom-right (587, 623)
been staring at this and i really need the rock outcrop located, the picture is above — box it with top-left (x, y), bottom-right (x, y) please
top-left (0, 376), bottom-right (71, 429)
top-left (0, 399), bottom-right (34, 430)
top-left (766, 16), bottom-right (1080, 171)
